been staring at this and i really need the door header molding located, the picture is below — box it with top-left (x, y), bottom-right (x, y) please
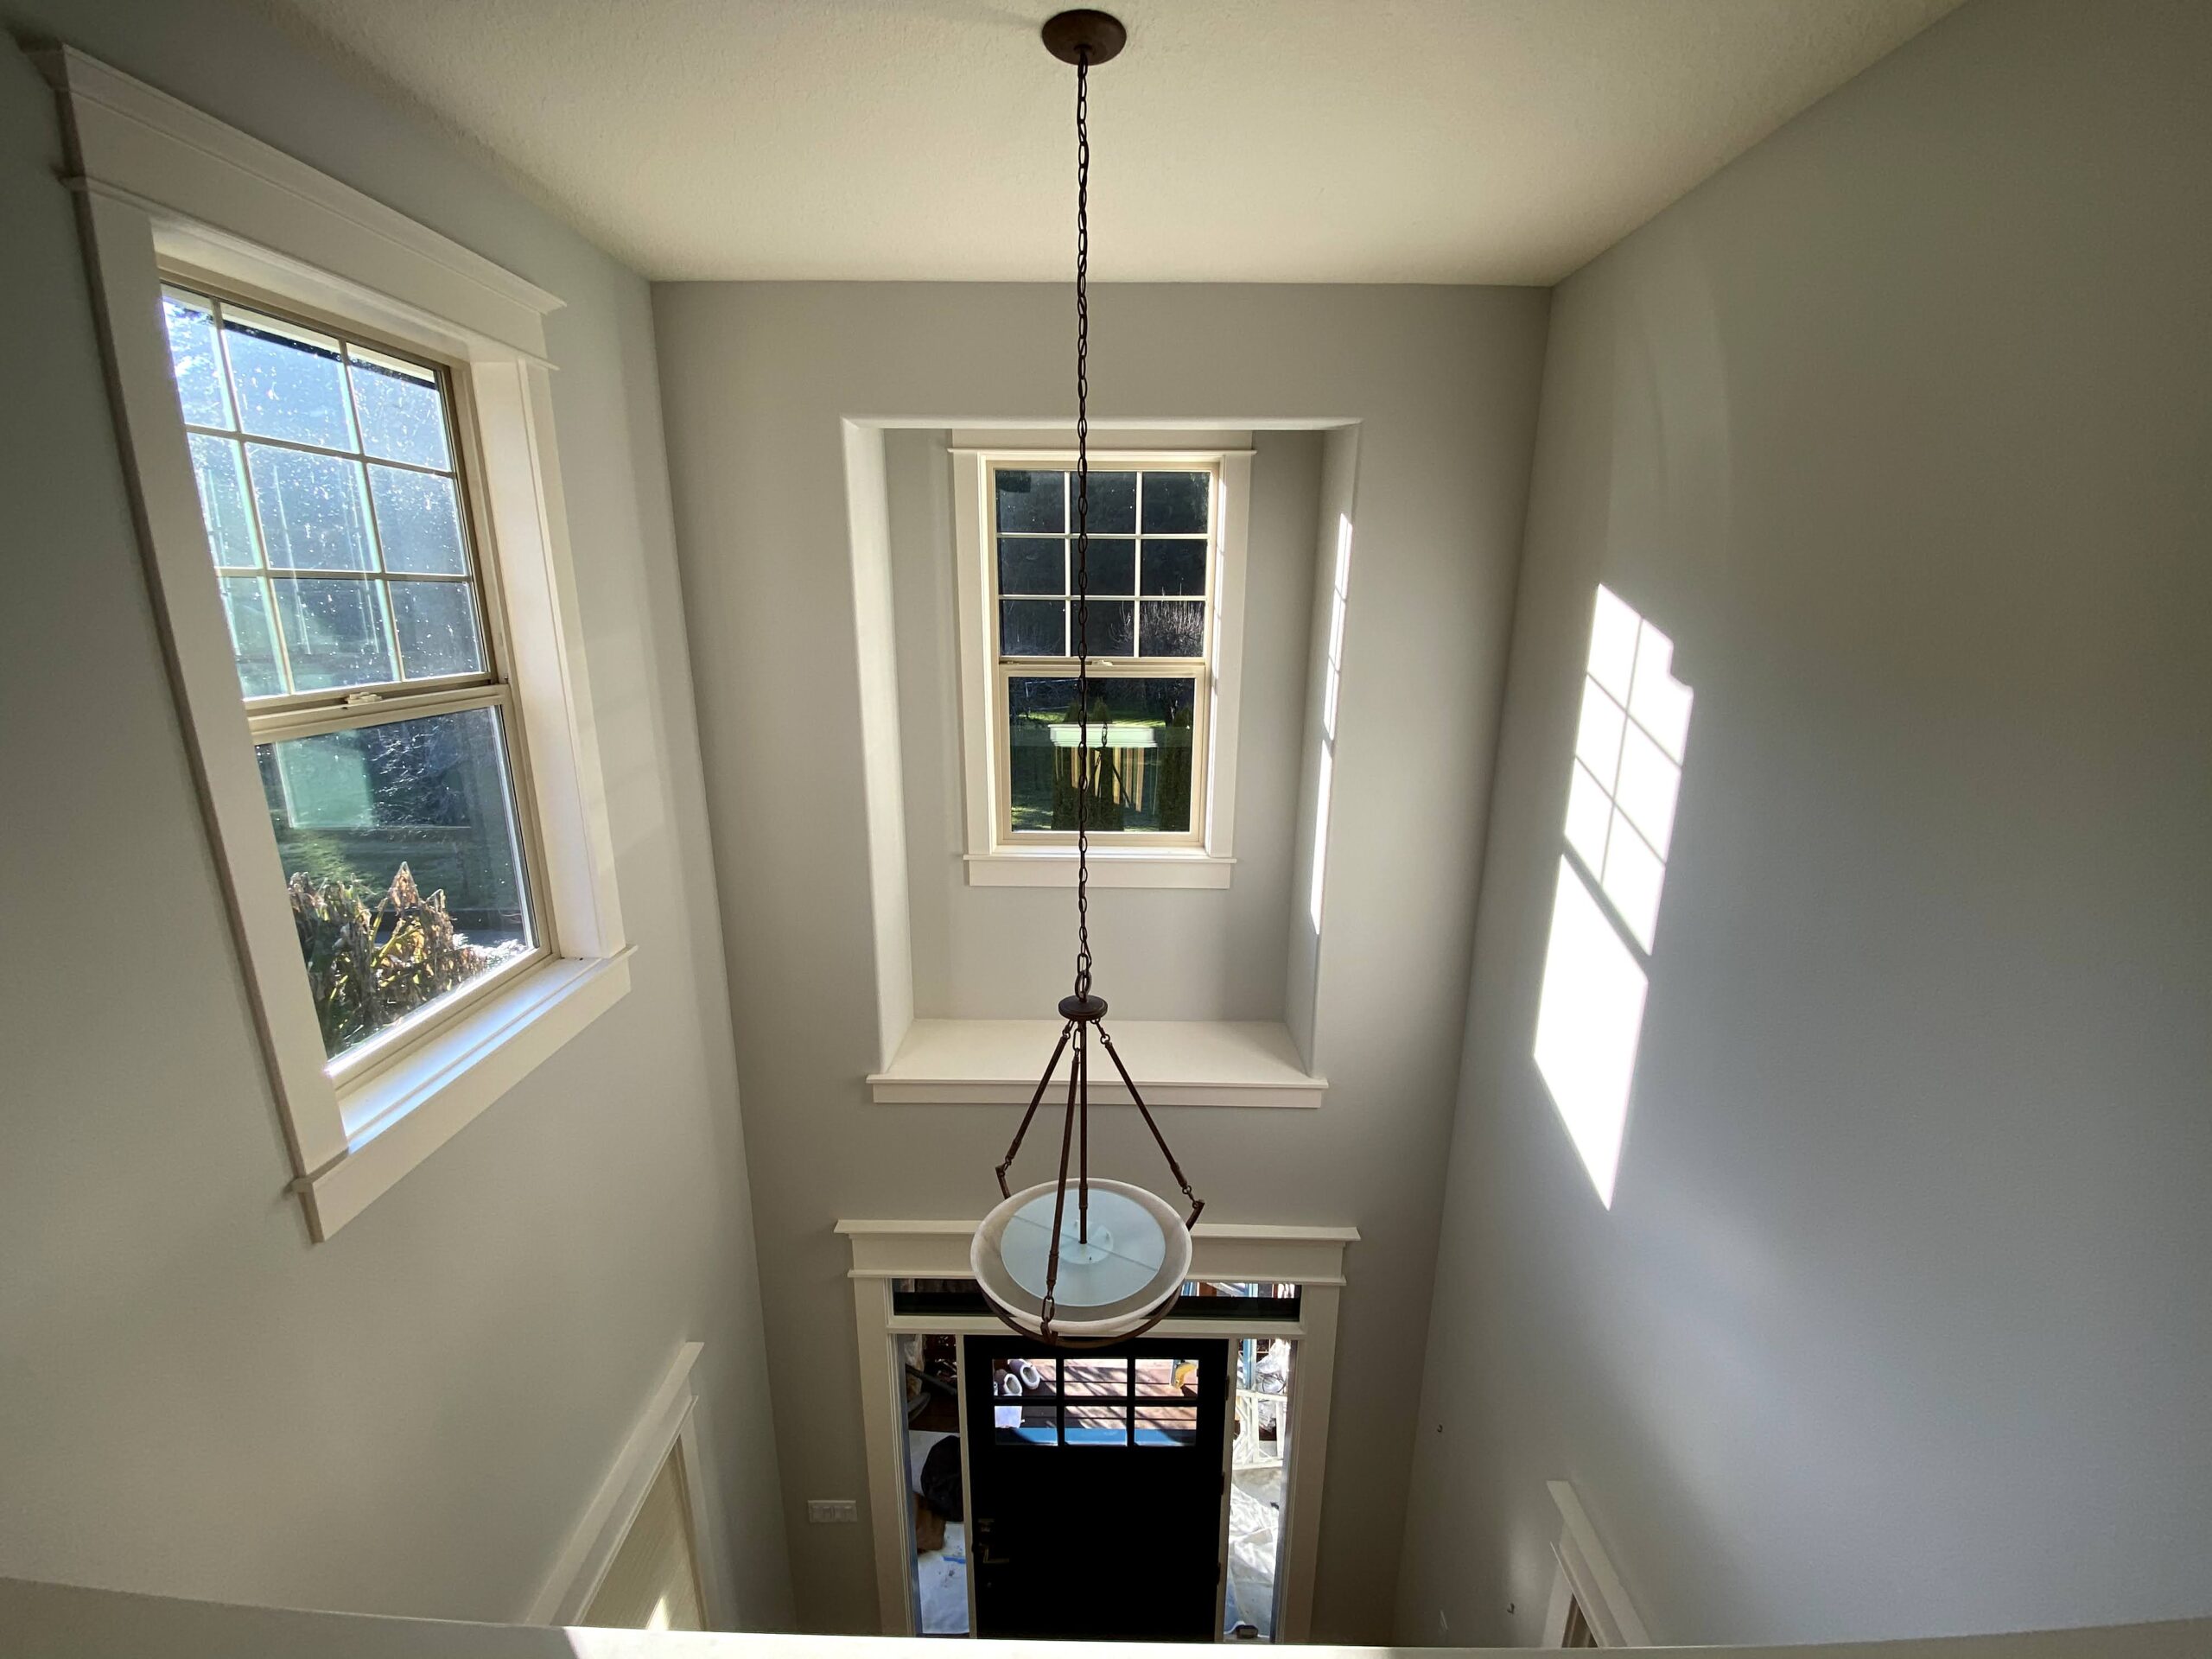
top-left (835, 1217), bottom-right (1358, 1287)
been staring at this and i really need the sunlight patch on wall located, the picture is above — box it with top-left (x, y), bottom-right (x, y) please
top-left (1308, 513), bottom-right (1355, 931)
top-left (1535, 586), bottom-right (1693, 1205)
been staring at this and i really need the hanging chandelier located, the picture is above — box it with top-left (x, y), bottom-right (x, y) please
top-left (971, 10), bottom-right (1205, 1348)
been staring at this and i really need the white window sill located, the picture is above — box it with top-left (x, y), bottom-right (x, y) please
top-left (964, 850), bottom-right (1236, 889)
top-left (869, 1017), bottom-right (1324, 1108)
top-left (296, 950), bottom-right (633, 1238)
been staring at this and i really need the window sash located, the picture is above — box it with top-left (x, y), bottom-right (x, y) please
top-left (162, 270), bottom-right (512, 718)
top-left (987, 459), bottom-right (1218, 668)
top-left (253, 681), bottom-right (556, 1083)
top-left (992, 661), bottom-right (1211, 848)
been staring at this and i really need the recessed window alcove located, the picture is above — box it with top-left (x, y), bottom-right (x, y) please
top-left (845, 420), bottom-right (1359, 1108)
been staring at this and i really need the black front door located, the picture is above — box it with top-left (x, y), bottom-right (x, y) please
top-left (963, 1334), bottom-right (1229, 1641)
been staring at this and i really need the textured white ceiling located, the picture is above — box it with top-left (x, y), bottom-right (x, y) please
top-left (255, 0), bottom-right (1965, 284)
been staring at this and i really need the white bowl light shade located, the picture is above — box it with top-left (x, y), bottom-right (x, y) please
top-left (972, 1179), bottom-right (1192, 1340)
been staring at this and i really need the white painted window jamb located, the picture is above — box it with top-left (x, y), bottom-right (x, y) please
top-left (1544, 1479), bottom-right (1651, 1647)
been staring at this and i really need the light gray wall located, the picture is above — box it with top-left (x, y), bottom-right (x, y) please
top-left (885, 425), bottom-right (1321, 1021)
top-left (1397, 0), bottom-right (2212, 1645)
top-left (0, 0), bottom-right (791, 1628)
top-left (652, 283), bottom-right (1548, 1638)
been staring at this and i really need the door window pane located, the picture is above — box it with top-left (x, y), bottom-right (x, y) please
top-left (249, 446), bottom-right (378, 571)
top-left (1065, 1358), bottom-right (1128, 1395)
top-left (1135, 1405), bottom-right (1198, 1446)
top-left (391, 582), bottom-right (484, 679)
top-left (1136, 1357), bottom-right (1203, 1396)
top-left (1065, 1402), bottom-right (1128, 1445)
top-left (273, 577), bottom-right (395, 691)
top-left (257, 705), bottom-right (531, 1059)
top-left (1006, 676), bottom-right (1198, 834)
top-left (223, 308), bottom-right (357, 449)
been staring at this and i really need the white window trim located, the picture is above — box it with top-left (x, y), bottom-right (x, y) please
top-left (950, 447), bottom-right (1252, 888)
top-left (529, 1342), bottom-right (739, 1630)
top-left (41, 47), bottom-right (631, 1241)
top-left (1542, 1480), bottom-right (1651, 1648)
top-left (837, 1219), bottom-right (1356, 1643)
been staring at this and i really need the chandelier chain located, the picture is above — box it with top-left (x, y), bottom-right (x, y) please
top-left (1072, 47), bottom-right (1093, 1003)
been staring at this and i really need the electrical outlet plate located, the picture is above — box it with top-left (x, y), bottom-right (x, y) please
top-left (807, 1498), bottom-right (859, 1524)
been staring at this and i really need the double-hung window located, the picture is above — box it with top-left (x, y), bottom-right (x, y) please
top-left (162, 285), bottom-right (543, 1068)
top-left (953, 448), bottom-right (1252, 886)
top-left (48, 48), bottom-right (629, 1238)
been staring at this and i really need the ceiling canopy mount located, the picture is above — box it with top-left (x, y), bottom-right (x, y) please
top-left (1041, 10), bottom-right (1127, 67)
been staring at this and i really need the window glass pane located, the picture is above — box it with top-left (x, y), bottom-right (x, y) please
top-left (1065, 1358), bottom-right (1128, 1396)
top-left (1140, 600), bottom-right (1205, 658)
top-left (367, 466), bottom-right (468, 575)
top-left (273, 577), bottom-right (395, 691)
top-left (188, 435), bottom-right (260, 569)
top-left (161, 290), bottom-right (232, 429)
top-left (995, 468), bottom-right (1065, 533)
top-left (991, 1357), bottom-right (1056, 1444)
top-left (1073, 537), bottom-right (1135, 596)
top-left (223, 308), bottom-right (357, 449)
top-left (257, 705), bottom-right (531, 1059)
top-left (220, 577), bottom-right (285, 698)
top-left (1137, 1357), bottom-right (1203, 1397)
top-left (1141, 539), bottom-right (1205, 596)
top-left (1573, 678), bottom-right (1626, 791)
top-left (248, 446), bottom-right (377, 571)
top-left (347, 347), bottom-right (452, 470)
top-left (1072, 598), bottom-right (1134, 657)
top-left (1084, 470), bottom-right (1136, 533)
top-left (1066, 1403), bottom-right (1128, 1445)
top-left (999, 599), bottom-right (1065, 657)
top-left (1141, 471), bottom-right (1210, 533)
top-left (1006, 675), bottom-right (1198, 835)
top-left (997, 537), bottom-right (1065, 596)
top-left (391, 582), bottom-right (484, 679)
top-left (1135, 1405), bottom-right (1198, 1446)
